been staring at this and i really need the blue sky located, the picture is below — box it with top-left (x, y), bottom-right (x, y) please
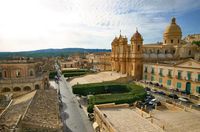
top-left (0, 0), bottom-right (200, 52)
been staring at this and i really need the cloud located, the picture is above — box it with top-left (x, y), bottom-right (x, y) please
top-left (0, 0), bottom-right (200, 51)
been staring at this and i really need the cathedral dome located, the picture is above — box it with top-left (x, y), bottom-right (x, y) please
top-left (164, 17), bottom-right (182, 37)
top-left (131, 30), bottom-right (143, 41)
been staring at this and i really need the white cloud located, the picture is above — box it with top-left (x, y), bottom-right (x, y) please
top-left (0, 0), bottom-right (199, 51)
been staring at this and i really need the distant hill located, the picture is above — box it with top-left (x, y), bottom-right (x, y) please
top-left (0, 48), bottom-right (111, 59)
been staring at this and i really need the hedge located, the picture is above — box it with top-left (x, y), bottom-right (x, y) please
top-left (63, 72), bottom-right (86, 77)
top-left (62, 69), bottom-right (89, 74)
top-left (49, 71), bottom-right (57, 79)
top-left (75, 82), bottom-right (146, 113)
top-left (72, 83), bottom-right (130, 96)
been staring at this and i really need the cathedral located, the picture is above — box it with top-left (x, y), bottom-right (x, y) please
top-left (111, 17), bottom-right (199, 80)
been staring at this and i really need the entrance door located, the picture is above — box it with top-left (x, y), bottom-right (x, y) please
top-left (185, 82), bottom-right (191, 94)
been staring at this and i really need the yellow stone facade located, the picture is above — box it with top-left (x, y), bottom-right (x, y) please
top-left (0, 59), bottom-right (49, 94)
top-left (111, 17), bottom-right (200, 95)
top-left (111, 30), bottom-right (143, 80)
top-left (143, 59), bottom-right (200, 95)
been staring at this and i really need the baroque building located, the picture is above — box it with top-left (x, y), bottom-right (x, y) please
top-left (111, 17), bottom-right (200, 95)
top-left (111, 29), bottom-right (143, 80)
top-left (0, 58), bottom-right (49, 94)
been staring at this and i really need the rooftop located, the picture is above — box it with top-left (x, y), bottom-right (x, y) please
top-left (151, 108), bottom-right (200, 132)
top-left (0, 89), bottom-right (61, 130)
top-left (99, 107), bottom-right (161, 132)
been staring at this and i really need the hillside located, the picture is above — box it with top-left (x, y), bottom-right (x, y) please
top-left (0, 48), bottom-right (111, 59)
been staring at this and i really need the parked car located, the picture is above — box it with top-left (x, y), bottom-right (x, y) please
top-left (168, 94), bottom-right (179, 99)
top-left (157, 91), bottom-right (166, 95)
top-left (145, 87), bottom-right (151, 91)
top-left (178, 97), bottom-right (190, 103)
top-left (154, 83), bottom-right (160, 87)
top-left (149, 99), bottom-right (161, 106)
top-left (151, 89), bottom-right (157, 93)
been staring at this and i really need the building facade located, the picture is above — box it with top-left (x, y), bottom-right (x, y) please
top-left (111, 17), bottom-right (200, 95)
top-left (0, 59), bottom-right (49, 94)
top-left (143, 59), bottom-right (200, 95)
top-left (111, 30), bottom-right (143, 80)
top-left (86, 52), bottom-right (112, 71)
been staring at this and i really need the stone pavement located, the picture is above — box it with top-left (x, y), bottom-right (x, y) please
top-left (69, 71), bottom-right (126, 86)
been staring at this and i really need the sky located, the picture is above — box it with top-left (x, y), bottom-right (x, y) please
top-left (0, 0), bottom-right (200, 52)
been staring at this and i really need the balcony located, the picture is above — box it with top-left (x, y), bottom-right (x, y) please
top-left (159, 72), bottom-right (163, 77)
top-left (176, 75), bottom-right (182, 80)
top-left (168, 74), bottom-right (172, 78)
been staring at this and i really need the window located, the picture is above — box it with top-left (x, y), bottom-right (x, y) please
top-left (177, 82), bottom-right (182, 89)
top-left (144, 67), bottom-right (147, 73)
top-left (151, 67), bottom-right (155, 74)
top-left (159, 68), bottom-right (163, 76)
top-left (196, 86), bottom-right (200, 94)
top-left (198, 74), bottom-right (200, 81)
top-left (16, 70), bottom-right (21, 77)
top-left (168, 70), bottom-right (172, 77)
top-left (151, 76), bottom-right (154, 81)
top-left (188, 50), bottom-right (191, 56)
top-left (171, 39), bottom-right (173, 43)
top-left (30, 70), bottom-right (33, 76)
top-left (178, 39), bottom-right (180, 43)
top-left (144, 75), bottom-right (147, 80)
top-left (165, 40), bottom-right (166, 43)
top-left (177, 71), bottom-right (182, 79)
top-left (159, 78), bottom-right (162, 83)
top-left (187, 72), bottom-right (191, 80)
top-left (157, 50), bottom-right (160, 54)
top-left (165, 50), bottom-right (168, 54)
top-left (137, 45), bottom-right (140, 51)
top-left (0, 71), bottom-right (2, 78)
top-left (172, 50), bottom-right (175, 54)
top-left (167, 80), bottom-right (171, 86)
top-left (4, 71), bottom-right (7, 78)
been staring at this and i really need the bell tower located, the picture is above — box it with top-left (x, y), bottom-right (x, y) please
top-left (130, 29), bottom-right (143, 80)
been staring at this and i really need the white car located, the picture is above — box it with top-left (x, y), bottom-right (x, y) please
top-left (178, 97), bottom-right (190, 103)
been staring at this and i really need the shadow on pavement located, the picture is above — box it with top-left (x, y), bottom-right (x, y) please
top-left (62, 103), bottom-right (68, 110)
top-left (62, 111), bottom-right (69, 120)
top-left (63, 124), bottom-right (73, 132)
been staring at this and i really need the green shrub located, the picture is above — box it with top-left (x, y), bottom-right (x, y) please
top-left (62, 69), bottom-right (89, 73)
top-left (72, 83), bottom-right (129, 96)
top-left (87, 104), bottom-right (94, 113)
top-left (63, 72), bottom-right (86, 77)
top-left (49, 71), bottom-right (57, 79)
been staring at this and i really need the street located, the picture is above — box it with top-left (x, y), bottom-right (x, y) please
top-left (53, 75), bottom-right (94, 132)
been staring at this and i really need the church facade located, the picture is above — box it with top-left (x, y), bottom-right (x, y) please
top-left (111, 17), bottom-right (199, 80)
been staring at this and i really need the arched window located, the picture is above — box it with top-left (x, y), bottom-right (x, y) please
top-left (13, 87), bottom-right (21, 92)
top-left (16, 70), bottom-right (21, 77)
top-left (188, 50), bottom-right (191, 55)
top-left (2, 87), bottom-right (11, 92)
top-left (0, 71), bottom-right (2, 78)
top-left (23, 86), bottom-right (31, 91)
top-left (137, 45), bottom-right (140, 51)
top-left (35, 84), bottom-right (40, 90)
top-left (30, 70), bottom-right (33, 76)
